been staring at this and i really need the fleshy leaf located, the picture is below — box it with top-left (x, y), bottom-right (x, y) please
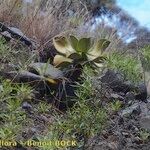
top-left (98, 39), bottom-right (110, 52)
top-left (53, 55), bottom-right (73, 67)
top-left (70, 35), bottom-right (78, 51)
top-left (87, 39), bottom-right (110, 60)
top-left (77, 38), bottom-right (91, 53)
top-left (94, 62), bottom-right (104, 68)
top-left (53, 36), bottom-right (75, 55)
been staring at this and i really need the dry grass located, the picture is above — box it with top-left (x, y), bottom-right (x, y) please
top-left (0, 0), bottom-right (89, 50)
top-left (0, 0), bottom-right (23, 25)
top-left (0, 0), bottom-right (131, 53)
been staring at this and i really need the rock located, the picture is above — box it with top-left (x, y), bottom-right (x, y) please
top-left (110, 93), bottom-right (125, 101)
top-left (22, 102), bottom-right (32, 110)
top-left (140, 102), bottom-right (150, 116)
top-left (86, 141), bottom-right (118, 150)
top-left (0, 22), bottom-right (37, 48)
top-left (125, 92), bottom-right (135, 102)
top-left (120, 103), bottom-right (141, 117)
top-left (8, 27), bottom-right (32, 46)
top-left (139, 101), bottom-right (150, 131)
top-left (118, 117), bottom-right (124, 125)
top-left (139, 100), bottom-right (150, 130)
top-left (9, 27), bottom-right (26, 37)
top-left (100, 69), bottom-right (134, 93)
top-left (133, 136), bottom-right (143, 144)
top-left (135, 83), bottom-right (147, 102)
top-left (122, 131), bottom-right (130, 138)
top-left (1, 31), bottom-right (12, 41)
top-left (140, 115), bottom-right (150, 131)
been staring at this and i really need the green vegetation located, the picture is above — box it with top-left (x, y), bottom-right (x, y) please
top-left (57, 74), bottom-right (106, 136)
top-left (37, 68), bottom-right (107, 149)
top-left (139, 129), bottom-right (150, 141)
top-left (110, 100), bottom-right (122, 112)
top-left (0, 79), bottom-right (27, 140)
top-left (0, 58), bottom-right (107, 149)
top-left (140, 46), bottom-right (150, 88)
top-left (0, 38), bottom-right (10, 63)
top-left (140, 46), bottom-right (150, 72)
top-left (0, 38), bottom-right (36, 71)
top-left (107, 52), bottom-right (143, 83)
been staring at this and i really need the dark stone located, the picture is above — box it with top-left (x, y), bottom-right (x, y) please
top-left (118, 117), bottom-right (124, 125)
top-left (0, 22), bottom-right (36, 48)
top-left (22, 102), bottom-right (32, 111)
top-left (125, 92), bottom-right (135, 102)
top-left (120, 103), bottom-right (141, 117)
top-left (140, 115), bottom-right (150, 131)
top-left (132, 105), bottom-right (141, 115)
top-left (139, 101), bottom-right (150, 131)
top-left (1, 31), bottom-right (12, 41)
top-left (110, 93), bottom-right (124, 101)
top-left (135, 83), bottom-right (147, 102)
top-left (100, 69), bottom-right (134, 93)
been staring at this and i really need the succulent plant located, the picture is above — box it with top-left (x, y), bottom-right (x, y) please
top-left (53, 35), bottom-right (110, 68)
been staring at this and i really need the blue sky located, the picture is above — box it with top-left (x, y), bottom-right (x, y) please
top-left (117, 0), bottom-right (150, 28)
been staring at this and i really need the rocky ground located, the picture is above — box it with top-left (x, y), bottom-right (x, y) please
top-left (85, 70), bottom-right (150, 150)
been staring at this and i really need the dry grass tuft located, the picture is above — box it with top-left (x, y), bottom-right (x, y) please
top-left (0, 0), bottom-right (89, 50)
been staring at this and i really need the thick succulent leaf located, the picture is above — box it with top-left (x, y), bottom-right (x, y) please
top-left (28, 63), bottom-right (64, 79)
top-left (77, 38), bottom-right (91, 53)
top-left (94, 62), bottom-right (104, 68)
top-left (53, 55), bottom-right (73, 67)
top-left (87, 53), bottom-right (98, 61)
top-left (94, 39), bottom-right (110, 52)
top-left (70, 35), bottom-right (78, 51)
top-left (68, 52), bottom-right (81, 60)
top-left (88, 39), bottom-right (110, 59)
top-left (53, 36), bottom-right (75, 55)
top-left (100, 39), bottom-right (110, 52)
